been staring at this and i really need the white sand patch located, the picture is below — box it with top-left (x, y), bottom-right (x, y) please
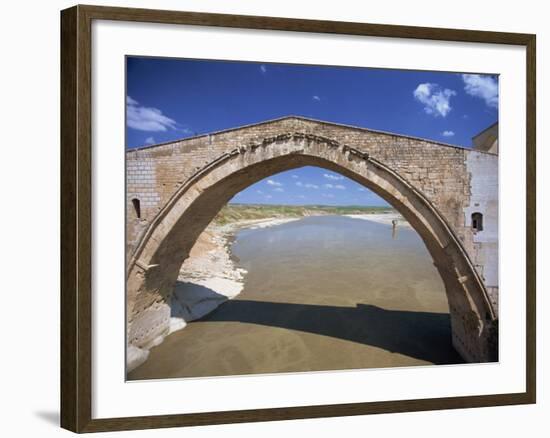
top-left (167, 224), bottom-right (249, 336)
top-left (217, 216), bottom-right (301, 235)
top-left (345, 213), bottom-right (412, 228)
top-left (169, 277), bottom-right (245, 334)
top-left (127, 345), bottom-right (149, 371)
top-left (246, 217), bottom-right (301, 229)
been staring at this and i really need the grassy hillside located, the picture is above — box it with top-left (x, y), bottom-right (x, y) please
top-left (213, 203), bottom-right (394, 225)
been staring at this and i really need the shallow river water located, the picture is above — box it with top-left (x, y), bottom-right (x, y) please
top-left (129, 215), bottom-right (463, 380)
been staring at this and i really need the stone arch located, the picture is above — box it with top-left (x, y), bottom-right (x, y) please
top-left (127, 132), bottom-right (497, 363)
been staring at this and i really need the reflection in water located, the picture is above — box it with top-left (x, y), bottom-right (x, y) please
top-left (392, 219), bottom-right (398, 239)
top-left (128, 216), bottom-right (463, 380)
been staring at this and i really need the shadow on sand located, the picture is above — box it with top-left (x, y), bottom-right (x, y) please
top-left (191, 297), bottom-right (464, 365)
top-left (171, 281), bottom-right (231, 322)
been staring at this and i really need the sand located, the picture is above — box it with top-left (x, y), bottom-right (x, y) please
top-left (345, 212), bottom-right (412, 228)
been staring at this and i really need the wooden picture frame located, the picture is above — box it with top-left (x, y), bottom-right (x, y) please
top-left (60, 4), bottom-right (536, 433)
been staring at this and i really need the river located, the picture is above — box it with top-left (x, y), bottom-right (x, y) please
top-left (128, 215), bottom-right (463, 380)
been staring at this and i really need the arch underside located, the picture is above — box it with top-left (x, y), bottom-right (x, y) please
top-left (126, 134), bottom-right (498, 365)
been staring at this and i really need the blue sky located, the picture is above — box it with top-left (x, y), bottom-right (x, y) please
top-left (229, 166), bottom-right (390, 207)
top-left (126, 57), bottom-right (498, 206)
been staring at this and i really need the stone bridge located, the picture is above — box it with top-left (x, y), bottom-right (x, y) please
top-left (126, 116), bottom-right (498, 364)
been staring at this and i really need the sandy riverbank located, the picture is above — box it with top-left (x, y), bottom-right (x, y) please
top-left (169, 217), bottom-right (301, 334)
top-left (157, 212), bottom-right (408, 338)
top-left (128, 216), bottom-right (299, 372)
top-left (345, 212), bottom-right (411, 228)
top-left (128, 211), bottom-right (407, 372)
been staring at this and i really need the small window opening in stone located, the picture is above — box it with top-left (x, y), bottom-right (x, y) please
top-left (132, 198), bottom-right (141, 219)
top-left (472, 212), bottom-right (483, 232)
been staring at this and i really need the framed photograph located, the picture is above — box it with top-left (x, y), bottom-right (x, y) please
top-left (60, 4), bottom-right (536, 433)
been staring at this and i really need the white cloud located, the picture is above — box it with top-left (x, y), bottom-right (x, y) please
top-left (413, 83), bottom-right (456, 117)
top-left (296, 181), bottom-right (319, 189)
top-left (145, 136), bottom-right (156, 145)
top-left (273, 187), bottom-right (284, 192)
top-left (323, 173), bottom-right (344, 181)
top-left (297, 195), bottom-right (306, 199)
top-left (358, 187), bottom-right (367, 192)
top-left (127, 96), bottom-right (178, 132)
top-left (442, 130), bottom-right (455, 137)
top-left (291, 175), bottom-right (299, 179)
top-left (256, 190), bottom-right (264, 194)
top-left (322, 193), bottom-right (335, 198)
top-left (324, 183), bottom-right (346, 190)
top-left (260, 65), bottom-right (267, 74)
top-left (265, 194), bottom-right (273, 199)
top-left (266, 179), bottom-right (283, 187)
top-left (312, 95), bottom-right (321, 101)
top-left (462, 74), bottom-right (499, 108)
